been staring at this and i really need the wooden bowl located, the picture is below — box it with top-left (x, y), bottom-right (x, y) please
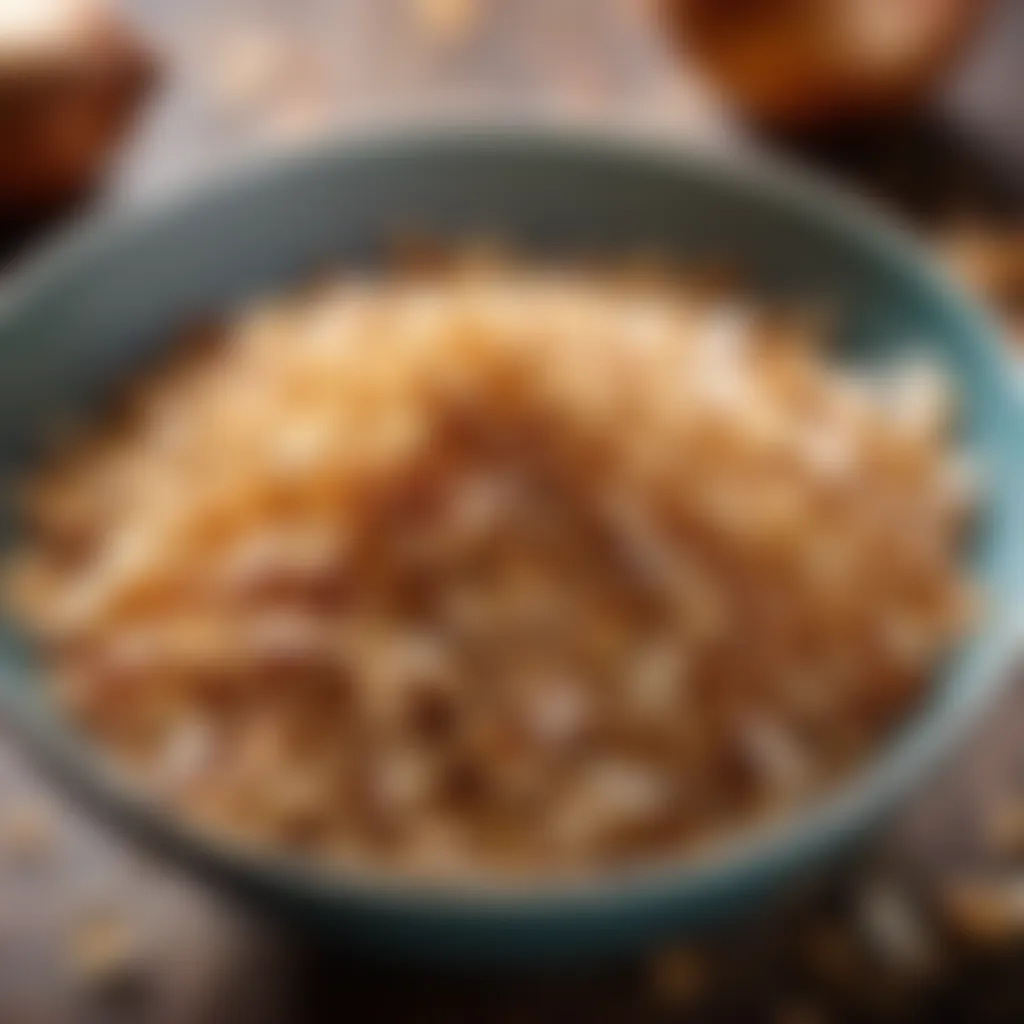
top-left (661, 0), bottom-right (992, 129)
top-left (0, 0), bottom-right (155, 212)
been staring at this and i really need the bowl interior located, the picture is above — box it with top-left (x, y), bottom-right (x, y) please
top-left (0, 129), bottom-right (1020, 908)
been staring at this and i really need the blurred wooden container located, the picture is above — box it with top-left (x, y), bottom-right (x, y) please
top-left (0, 0), bottom-right (155, 214)
top-left (661, 0), bottom-right (992, 129)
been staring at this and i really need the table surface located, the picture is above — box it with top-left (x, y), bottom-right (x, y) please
top-left (1, 2), bottom-right (1023, 1021)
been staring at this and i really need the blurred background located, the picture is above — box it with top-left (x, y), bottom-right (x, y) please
top-left (0, 1), bottom-right (1022, 1021)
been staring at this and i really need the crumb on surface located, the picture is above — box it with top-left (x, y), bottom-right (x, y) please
top-left (802, 923), bottom-right (861, 984)
top-left (982, 798), bottom-right (1024, 858)
top-left (206, 23), bottom-right (303, 113)
top-left (646, 945), bottom-right (709, 1006)
top-left (0, 802), bottom-right (54, 864)
top-left (773, 1002), bottom-right (831, 1024)
top-left (856, 882), bottom-right (935, 974)
top-left (942, 878), bottom-right (1024, 947)
top-left (67, 906), bottom-right (142, 991)
top-left (939, 224), bottom-right (1024, 350)
top-left (408, 0), bottom-right (483, 48)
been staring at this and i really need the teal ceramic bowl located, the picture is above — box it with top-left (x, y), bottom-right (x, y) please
top-left (0, 127), bottom-right (1021, 965)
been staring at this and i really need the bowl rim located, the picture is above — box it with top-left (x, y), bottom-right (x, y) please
top-left (1, 120), bottom-right (1022, 914)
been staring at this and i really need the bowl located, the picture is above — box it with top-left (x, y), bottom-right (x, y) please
top-left (0, 127), bottom-right (1020, 965)
top-left (660, 0), bottom-right (993, 129)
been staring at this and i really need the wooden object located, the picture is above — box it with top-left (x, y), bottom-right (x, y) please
top-left (662, 0), bottom-right (991, 128)
top-left (0, 0), bottom-right (155, 211)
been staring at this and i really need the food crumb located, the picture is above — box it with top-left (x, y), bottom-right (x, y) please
top-left (264, 84), bottom-right (333, 145)
top-left (982, 798), bottom-right (1024, 858)
top-left (856, 882), bottom-right (935, 974)
top-left (774, 1002), bottom-right (830, 1024)
top-left (646, 945), bottom-right (709, 1006)
top-left (409, 0), bottom-right (483, 48)
top-left (942, 878), bottom-right (1024, 947)
top-left (1, 802), bottom-right (54, 864)
top-left (803, 924), bottom-right (860, 985)
top-left (939, 224), bottom-right (1024, 350)
top-left (206, 24), bottom-right (299, 114)
top-left (67, 907), bottom-right (143, 992)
